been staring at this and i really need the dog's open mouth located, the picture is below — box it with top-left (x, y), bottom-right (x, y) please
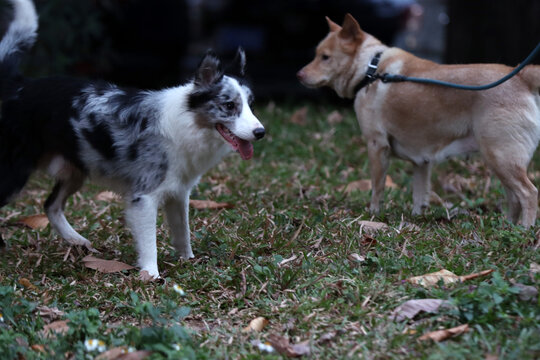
top-left (216, 123), bottom-right (253, 160)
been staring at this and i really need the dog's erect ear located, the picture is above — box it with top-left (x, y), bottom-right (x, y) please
top-left (339, 13), bottom-right (363, 42)
top-left (195, 50), bottom-right (223, 86)
top-left (326, 16), bottom-right (341, 32)
top-left (230, 47), bottom-right (247, 77)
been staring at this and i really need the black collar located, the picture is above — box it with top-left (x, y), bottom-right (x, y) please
top-left (353, 52), bottom-right (383, 95)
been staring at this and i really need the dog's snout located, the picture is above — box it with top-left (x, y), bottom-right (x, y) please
top-left (253, 127), bottom-right (265, 140)
top-left (296, 70), bottom-right (305, 81)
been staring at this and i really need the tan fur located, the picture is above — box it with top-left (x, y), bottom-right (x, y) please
top-left (298, 14), bottom-right (540, 227)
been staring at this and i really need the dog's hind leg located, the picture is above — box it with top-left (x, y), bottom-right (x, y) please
top-left (44, 170), bottom-right (94, 249)
top-left (412, 162), bottom-right (432, 216)
top-left (485, 154), bottom-right (537, 227)
top-left (164, 192), bottom-right (194, 260)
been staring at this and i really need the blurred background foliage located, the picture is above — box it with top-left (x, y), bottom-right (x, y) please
top-left (1, 0), bottom-right (539, 99)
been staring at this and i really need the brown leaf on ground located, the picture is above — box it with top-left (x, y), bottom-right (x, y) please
top-left (189, 199), bottom-right (234, 210)
top-left (37, 306), bottom-right (65, 322)
top-left (290, 107), bottom-right (308, 125)
top-left (342, 179), bottom-right (372, 193)
top-left (267, 334), bottom-right (311, 357)
top-left (360, 235), bottom-right (378, 248)
top-left (30, 344), bottom-right (46, 353)
top-left (41, 320), bottom-right (70, 338)
top-left (117, 351), bottom-right (153, 360)
top-left (96, 191), bottom-right (121, 202)
top-left (96, 347), bottom-right (152, 360)
top-left (348, 253), bottom-right (365, 263)
top-left (18, 214), bottom-right (49, 230)
top-left (359, 220), bottom-right (389, 233)
top-left (418, 324), bottom-right (469, 342)
top-left (341, 176), bottom-right (397, 194)
top-left (391, 299), bottom-right (453, 322)
top-left (19, 278), bottom-right (39, 291)
top-left (82, 255), bottom-right (134, 274)
top-left (242, 317), bottom-right (268, 333)
top-left (385, 176), bottom-right (399, 189)
top-left (407, 269), bottom-right (494, 287)
top-left (278, 254), bottom-right (298, 267)
top-left (326, 110), bottom-right (343, 125)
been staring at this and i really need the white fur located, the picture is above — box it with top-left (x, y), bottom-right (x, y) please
top-left (0, 0), bottom-right (37, 62)
top-left (229, 78), bottom-right (264, 141)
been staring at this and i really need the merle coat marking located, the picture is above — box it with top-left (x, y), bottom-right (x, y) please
top-left (0, 0), bottom-right (265, 277)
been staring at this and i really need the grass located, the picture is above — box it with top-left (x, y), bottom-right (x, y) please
top-left (0, 103), bottom-right (539, 359)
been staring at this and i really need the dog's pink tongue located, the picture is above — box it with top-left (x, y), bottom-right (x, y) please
top-left (238, 139), bottom-right (253, 160)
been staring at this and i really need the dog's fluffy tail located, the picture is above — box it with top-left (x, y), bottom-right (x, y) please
top-left (0, 0), bottom-right (37, 93)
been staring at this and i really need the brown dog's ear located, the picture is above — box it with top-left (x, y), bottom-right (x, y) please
top-left (339, 13), bottom-right (363, 42)
top-left (325, 16), bottom-right (341, 32)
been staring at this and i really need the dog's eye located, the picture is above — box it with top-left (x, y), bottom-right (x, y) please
top-left (321, 54), bottom-right (330, 61)
top-left (224, 101), bottom-right (235, 111)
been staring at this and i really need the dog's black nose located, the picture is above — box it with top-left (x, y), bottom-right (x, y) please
top-left (253, 127), bottom-right (265, 140)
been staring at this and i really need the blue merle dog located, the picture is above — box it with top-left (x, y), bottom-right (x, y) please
top-left (0, 0), bottom-right (265, 277)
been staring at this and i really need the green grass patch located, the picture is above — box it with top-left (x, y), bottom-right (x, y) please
top-left (0, 103), bottom-right (539, 359)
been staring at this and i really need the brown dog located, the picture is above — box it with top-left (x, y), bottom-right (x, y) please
top-left (297, 14), bottom-right (540, 227)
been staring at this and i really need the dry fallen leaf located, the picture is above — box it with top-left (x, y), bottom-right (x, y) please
top-left (290, 106), bottom-right (308, 125)
top-left (82, 255), bottom-right (134, 274)
top-left (189, 199), bottom-right (234, 210)
top-left (342, 179), bottom-right (372, 193)
top-left (117, 351), bottom-right (153, 360)
top-left (37, 306), bottom-right (65, 322)
top-left (18, 214), bottom-right (49, 230)
top-left (95, 347), bottom-right (152, 360)
top-left (530, 262), bottom-right (540, 275)
top-left (96, 191), bottom-right (121, 202)
top-left (326, 110), bottom-right (343, 125)
top-left (348, 253), bottom-right (365, 263)
top-left (19, 278), bottom-right (39, 291)
top-left (30, 344), bottom-right (46, 353)
top-left (391, 299), bottom-right (453, 322)
top-left (407, 269), bottom-right (494, 287)
top-left (341, 176), bottom-right (398, 194)
top-left (418, 324), bottom-right (469, 342)
top-left (242, 317), bottom-right (268, 333)
top-left (41, 320), bottom-right (70, 338)
top-left (359, 220), bottom-right (389, 233)
top-left (278, 255), bottom-right (298, 267)
top-left (267, 334), bottom-right (311, 357)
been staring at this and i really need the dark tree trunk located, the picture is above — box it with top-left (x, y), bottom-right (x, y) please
top-left (446, 0), bottom-right (540, 66)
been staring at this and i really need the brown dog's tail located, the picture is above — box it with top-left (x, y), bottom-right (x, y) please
top-left (521, 65), bottom-right (540, 94)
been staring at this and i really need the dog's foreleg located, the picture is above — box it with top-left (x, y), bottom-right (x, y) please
top-left (503, 185), bottom-right (522, 223)
top-left (125, 195), bottom-right (160, 277)
top-left (45, 173), bottom-right (94, 250)
top-left (367, 138), bottom-right (390, 214)
top-left (412, 163), bottom-right (432, 216)
top-left (164, 192), bottom-right (194, 259)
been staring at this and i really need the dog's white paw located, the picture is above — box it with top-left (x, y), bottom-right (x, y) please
top-left (179, 250), bottom-right (194, 260)
top-left (65, 235), bottom-right (93, 249)
top-left (140, 267), bottom-right (160, 279)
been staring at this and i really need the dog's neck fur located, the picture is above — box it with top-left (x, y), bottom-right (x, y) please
top-left (340, 35), bottom-right (388, 99)
top-left (157, 84), bottom-right (231, 186)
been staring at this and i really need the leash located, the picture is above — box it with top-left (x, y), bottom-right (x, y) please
top-left (354, 41), bottom-right (540, 94)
